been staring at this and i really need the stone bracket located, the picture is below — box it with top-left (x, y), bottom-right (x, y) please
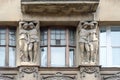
top-left (79, 65), bottom-right (101, 80)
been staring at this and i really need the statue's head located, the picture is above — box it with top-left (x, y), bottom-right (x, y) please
top-left (81, 21), bottom-right (97, 29)
top-left (29, 22), bottom-right (35, 29)
top-left (22, 22), bottom-right (28, 30)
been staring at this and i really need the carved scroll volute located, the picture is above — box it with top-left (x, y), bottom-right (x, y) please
top-left (78, 21), bottom-right (99, 65)
top-left (17, 21), bottom-right (40, 66)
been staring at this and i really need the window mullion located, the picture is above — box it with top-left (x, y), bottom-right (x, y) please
top-left (5, 28), bottom-right (9, 66)
top-left (65, 29), bottom-right (69, 67)
top-left (47, 28), bottom-right (51, 67)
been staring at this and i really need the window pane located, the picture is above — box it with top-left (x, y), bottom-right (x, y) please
top-left (1, 34), bottom-right (5, 39)
top-left (56, 34), bottom-right (60, 39)
top-left (112, 48), bottom-right (120, 65)
top-left (51, 29), bottom-right (55, 34)
top-left (111, 27), bottom-right (120, 46)
top-left (100, 27), bottom-right (106, 46)
top-left (61, 34), bottom-right (65, 39)
top-left (51, 40), bottom-right (55, 45)
top-left (55, 29), bottom-right (61, 34)
top-left (51, 34), bottom-right (55, 39)
top-left (0, 29), bottom-right (6, 33)
top-left (51, 47), bottom-right (65, 67)
top-left (0, 47), bottom-right (5, 66)
top-left (40, 29), bottom-right (48, 46)
top-left (69, 48), bottom-right (74, 67)
top-left (41, 47), bottom-right (47, 67)
top-left (100, 47), bottom-right (107, 67)
top-left (9, 47), bottom-right (16, 67)
top-left (0, 40), bottom-right (5, 45)
top-left (61, 40), bottom-right (66, 45)
top-left (44, 40), bottom-right (47, 45)
top-left (0, 29), bottom-right (5, 45)
top-left (69, 30), bottom-right (75, 46)
top-left (9, 29), bottom-right (16, 46)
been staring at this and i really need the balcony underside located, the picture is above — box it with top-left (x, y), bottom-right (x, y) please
top-left (21, 1), bottom-right (99, 15)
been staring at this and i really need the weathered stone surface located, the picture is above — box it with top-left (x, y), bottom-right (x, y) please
top-left (21, 1), bottom-right (99, 15)
top-left (18, 67), bottom-right (39, 80)
top-left (78, 21), bottom-right (99, 65)
top-left (79, 65), bottom-right (101, 80)
top-left (17, 21), bottom-right (40, 66)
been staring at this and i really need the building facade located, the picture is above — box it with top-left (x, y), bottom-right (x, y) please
top-left (0, 0), bottom-right (120, 80)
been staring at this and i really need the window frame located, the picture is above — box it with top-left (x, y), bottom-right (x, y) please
top-left (100, 26), bottom-right (120, 67)
top-left (40, 27), bottom-right (76, 67)
top-left (0, 26), bottom-right (16, 67)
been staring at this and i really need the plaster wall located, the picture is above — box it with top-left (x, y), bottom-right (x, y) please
top-left (95, 0), bottom-right (120, 21)
top-left (0, 0), bottom-right (120, 21)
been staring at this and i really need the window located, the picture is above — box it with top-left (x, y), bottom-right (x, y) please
top-left (40, 28), bottom-right (76, 67)
top-left (0, 27), bottom-right (16, 67)
top-left (100, 26), bottom-right (120, 67)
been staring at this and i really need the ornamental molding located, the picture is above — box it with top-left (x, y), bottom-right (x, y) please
top-left (21, 67), bottom-right (37, 74)
top-left (103, 72), bottom-right (120, 80)
top-left (80, 66), bottom-right (99, 78)
top-left (41, 72), bottom-right (76, 80)
top-left (0, 74), bottom-right (14, 80)
top-left (19, 67), bottom-right (38, 78)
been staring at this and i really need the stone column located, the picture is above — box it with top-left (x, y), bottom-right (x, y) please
top-left (78, 21), bottom-right (100, 80)
top-left (17, 21), bottom-right (40, 80)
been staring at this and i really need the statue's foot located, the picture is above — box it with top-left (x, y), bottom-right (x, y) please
top-left (90, 61), bottom-right (96, 65)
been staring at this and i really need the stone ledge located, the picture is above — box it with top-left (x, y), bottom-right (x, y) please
top-left (21, 0), bottom-right (99, 15)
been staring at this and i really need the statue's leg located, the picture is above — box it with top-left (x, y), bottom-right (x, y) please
top-left (19, 40), bottom-right (24, 62)
top-left (28, 43), bottom-right (33, 62)
top-left (24, 41), bottom-right (28, 62)
top-left (33, 42), bottom-right (38, 62)
top-left (93, 41), bottom-right (98, 64)
top-left (79, 43), bottom-right (85, 64)
top-left (89, 43), bottom-right (94, 63)
top-left (85, 43), bottom-right (90, 63)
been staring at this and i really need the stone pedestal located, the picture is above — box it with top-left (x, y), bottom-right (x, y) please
top-left (18, 66), bottom-right (39, 80)
top-left (79, 65), bottom-right (101, 80)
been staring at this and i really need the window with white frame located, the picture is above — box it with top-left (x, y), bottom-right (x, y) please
top-left (100, 26), bottom-right (120, 67)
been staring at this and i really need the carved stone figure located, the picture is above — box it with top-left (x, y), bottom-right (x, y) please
top-left (79, 21), bottom-right (98, 65)
top-left (19, 21), bottom-right (39, 63)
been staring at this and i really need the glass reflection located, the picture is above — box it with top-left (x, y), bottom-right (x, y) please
top-left (0, 29), bottom-right (6, 33)
top-left (112, 48), bottom-right (120, 65)
top-left (9, 47), bottom-right (15, 67)
top-left (69, 48), bottom-right (74, 67)
top-left (100, 47), bottom-right (107, 67)
top-left (41, 47), bottom-right (47, 67)
top-left (51, 47), bottom-right (65, 67)
top-left (0, 47), bottom-right (5, 66)
top-left (0, 40), bottom-right (5, 45)
top-left (100, 27), bottom-right (106, 46)
top-left (9, 29), bottom-right (16, 46)
top-left (0, 29), bottom-right (5, 45)
top-left (40, 29), bottom-right (48, 46)
top-left (69, 30), bottom-right (75, 46)
top-left (111, 27), bottom-right (120, 46)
